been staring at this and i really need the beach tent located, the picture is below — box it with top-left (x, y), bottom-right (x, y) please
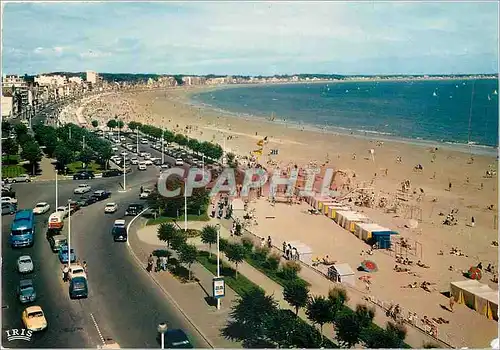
top-left (353, 223), bottom-right (396, 248)
top-left (338, 211), bottom-right (370, 232)
top-left (313, 196), bottom-right (333, 210)
top-left (231, 199), bottom-right (245, 211)
top-left (333, 210), bottom-right (350, 225)
top-left (327, 205), bottom-right (351, 220)
top-left (450, 280), bottom-right (499, 320)
top-left (328, 263), bottom-right (356, 287)
top-left (287, 241), bottom-right (313, 266)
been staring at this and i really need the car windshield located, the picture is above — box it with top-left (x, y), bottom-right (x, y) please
top-left (28, 311), bottom-right (43, 318)
top-left (12, 229), bottom-right (32, 236)
top-left (106, 204), bottom-right (115, 207)
top-left (72, 268), bottom-right (84, 273)
top-left (35, 204), bottom-right (46, 208)
top-left (113, 227), bottom-right (126, 235)
top-left (20, 285), bottom-right (33, 291)
top-left (20, 258), bottom-right (31, 264)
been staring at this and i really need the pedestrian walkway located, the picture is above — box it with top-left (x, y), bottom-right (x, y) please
top-left (219, 218), bottom-right (450, 349)
top-left (128, 218), bottom-right (241, 349)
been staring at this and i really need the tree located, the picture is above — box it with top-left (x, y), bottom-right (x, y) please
top-left (283, 279), bottom-right (310, 316)
top-left (179, 244), bottom-right (198, 280)
top-left (227, 152), bottom-right (237, 168)
top-left (363, 322), bottom-right (407, 349)
top-left (305, 296), bottom-right (335, 341)
top-left (2, 138), bottom-right (18, 156)
top-left (14, 123), bottom-right (28, 141)
top-left (174, 133), bottom-right (187, 146)
top-left (2, 120), bottom-right (12, 135)
top-left (170, 230), bottom-right (187, 252)
top-left (335, 304), bottom-right (375, 348)
top-left (54, 143), bottom-right (74, 173)
top-left (328, 285), bottom-right (349, 328)
top-left (264, 309), bottom-right (301, 348)
top-left (187, 138), bottom-right (200, 152)
top-left (117, 120), bottom-right (124, 130)
top-left (107, 119), bottom-right (117, 130)
top-left (225, 243), bottom-right (246, 278)
top-left (128, 121), bottom-right (141, 131)
top-left (79, 149), bottom-right (94, 167)
top-left (20, 141), bottom-right (42, 175)
top-left (157, 222), bottom-right (177, 248)
top-left (200, 225), bottom-right (218, 257)
top-left (91, 120), bottom-right (98, 129)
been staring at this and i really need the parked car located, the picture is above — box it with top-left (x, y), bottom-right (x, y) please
top-left (33, 202), bottom-right (50, 215)
top-left (18, 279), bottom-right (36, 304)
top-left (130, 158), bottom-right (139, 165)
top-left (144, 160), bottom-right (153, 166)
top-left (175, 159), bottom-right (184, 166)
top-left (92, 190), bottom-right (111, 201)
top-left (77, 196), bottom-right (97, 207)
top-left (22, 306), bottom-right (47, 332)
top-left (2, 202), bottom-right (17, 215)
top-left (140, 189), bottom-right (152, 199)
top-left (69, 276), bottom-right (88, 299)
top-left (7, 174), bottom-right (31, 183)
top-left (48, 234), bottom-right (67, 253)
top-left (17, 255), bottom-right (34, 274)
top-left (74, 184), bottom-right (91, 194)
top-left (104, 202), bottom-right (118, 213)
top-left (73, 171), bottom-right (95, 180)
top-left (68, 200), bottom-right (80, 212)
top-left (58, 246), bottom-right (76, 264)
top-left (68, 264), bottom-right (87, 280)
top-left (112, 219), bottom-right (128, 242)
top-left (162, 329), bottom-right (193, 348)
top-left (56, 206), bottom-right (69, 218)
top-left (125, 203), bottom-right (144, 216)
top-left (2, 196), bottom-right (18, 205)
top-left (138, 162), bottom-right (147, 171)
top-left (102, 169), bottom-right (122, 177)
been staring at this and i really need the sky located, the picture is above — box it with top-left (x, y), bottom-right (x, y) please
top-left (1, 1), bottom-right (499, 76)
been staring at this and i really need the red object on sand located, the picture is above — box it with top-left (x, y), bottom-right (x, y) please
top-left (468, 266), bottom-right (482, 280)
top-left (360, 260), bottom-right (378, 272)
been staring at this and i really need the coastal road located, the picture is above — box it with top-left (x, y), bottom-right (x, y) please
top-left (2, 165), bottom-right (209, 348)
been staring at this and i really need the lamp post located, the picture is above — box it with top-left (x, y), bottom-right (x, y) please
top-left (67, 200), bottom-right (72, 266)
top-left (216, 223), bottom-right (221, 310)
top-left (161, 129), bottom-right (165, 165)
top-left (202, 154), bottom-right (205, 179)
top-left (122, 153), bottom-right (127, 191)
top-left (157, 322), bottom-right (168, 349)
top-left (83, 135), bottom-right (86, 150)
top-left (136, 128), bottom-right (139, 154)
top-left (55, 169), bottom-right (59, 209)
top-left (184, 180), bottom-right (187, 232)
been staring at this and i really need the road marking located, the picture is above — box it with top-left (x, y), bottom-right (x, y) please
top-left (90, 313), bottom-right (105, 345)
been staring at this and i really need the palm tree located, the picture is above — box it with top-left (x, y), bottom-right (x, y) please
top-left (157, 222), bottom-right (177, 248)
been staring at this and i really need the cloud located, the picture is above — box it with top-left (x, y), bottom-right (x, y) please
top-left (2, 2), bottom-right (498, 75)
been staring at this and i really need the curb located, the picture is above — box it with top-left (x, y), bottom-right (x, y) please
top-left (126, 210), bottom-right (215, 349)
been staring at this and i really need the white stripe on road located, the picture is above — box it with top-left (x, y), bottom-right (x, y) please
top-left (90, 313), bottom-right (105, 346)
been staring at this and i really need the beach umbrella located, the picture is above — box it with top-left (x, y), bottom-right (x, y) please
top-left (360, 260), bottom-right (378, 273)
top-left (467, 266), bottom-right (482, 280)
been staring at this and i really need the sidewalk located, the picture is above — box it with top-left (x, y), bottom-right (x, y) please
top-left (127, 218), bottom-right (242, 348)
top-left (219, 219), bottom-right (450, 349)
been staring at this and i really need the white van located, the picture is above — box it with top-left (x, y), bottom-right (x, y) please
top-left (48, 212), bottom-right (65, 230)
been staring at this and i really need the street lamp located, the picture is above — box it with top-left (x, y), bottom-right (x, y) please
top-left (83, 135), bottom-right (86, 150)
top-left (67, 200), bottom-right (72, 266)
top-left (184, 180), bottom-right (187, 232)
top-left (161, 129), bottom-right (165, 165)
top-left (216, 223), bottom-right (221, 310)
top-left (157, 322), bottom-right (168, 349)
top-left (136, 128), bottom-right (139, 154)
top-left (55, 169), bottom-right (59, 209)
top-left (119, 153), bottom-right (127, 192)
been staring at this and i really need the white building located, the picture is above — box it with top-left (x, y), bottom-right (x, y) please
top-left (86, 70), bottom-right (98, 84)
top-left (69, 76), bottom-right (83, 84)
top-left (1, 94), bottom-right (13, 118)
top-left (35, 75), bottom-right (67, 86)
top-left (2, 75), bottom-right (27, 88)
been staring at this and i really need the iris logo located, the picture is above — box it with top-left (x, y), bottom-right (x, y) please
top-left (4, 328), bottom-right (33, 342)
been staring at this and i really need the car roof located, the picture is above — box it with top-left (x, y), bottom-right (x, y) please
top-left (20, 279), bottom-right (33, 287)
top-left (106, 202), bottom-right (117, 206)
top-left (79, 184), bottom-right (90, 186)
top-left (35, 202), bottom-right (48, 206)
top-left (114, 219), bottom-right (126, 226)
top-left (52, 234), bottom-right (67, 240)
top-left (19, 255), bottom-right (31, 260)
top-left (25, 305), bottom-right (42, 313)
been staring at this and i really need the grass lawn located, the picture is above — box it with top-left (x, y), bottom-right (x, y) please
top-left (245, 254), bottom-right (310, 287)
top-left (147, 213), bottom-right (210, 225)
top-left (66, 161), bottom-right (102, 174)
top-left (2, 155), bottom-right (20, 165)
top-left (2, 165), bottom-right (26, 178)
top-left (197, 250), bottom-right (263, 295)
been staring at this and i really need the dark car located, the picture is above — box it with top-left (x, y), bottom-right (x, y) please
top-left (1, 189), bottom-right (15, 198)
top-left (112, 225), bottom-right (127, 242)
top-left (18, 279), bottom-right (36, 304)
top-left (92, 190), bottom-right (111, 201)
top-left (125, 203), bottom-right (144, 216)
top-left (77, 195), bottom-right (97, 207)
top-left (69, 276), bottom-right (88, 299)
top-left (48, 234), bottom-right (67, 252)
top-left (160, 329), bottom-right (193, 348)
top-left (73, 171), bottom-right (95, 180)
top-left (102, 169), bottom-right (122, 177)
top-left (68, 200), bottom-right (81, 212)
top-left (2, 202), bottom-right (16, 215)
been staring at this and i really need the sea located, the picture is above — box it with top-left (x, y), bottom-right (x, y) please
top-left (190, 79), bottom-right (499, 156)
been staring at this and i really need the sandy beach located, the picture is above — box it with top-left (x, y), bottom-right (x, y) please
top-left (74, 85), bottom-right (498, 347)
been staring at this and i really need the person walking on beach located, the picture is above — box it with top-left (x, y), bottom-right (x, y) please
top-left (147, 254), bottom-right (154, 273)
top-left (211, 204), bottom-right (216, 218)
top-left (471, 216), bottom-right (475, 227)
top-left (260, 238), bottom-right (266, 248)
top-left (449, 296), bottom-right (455, 312)
top-left (448, 182), bottom-right (452, 191)
top-left (267, 236), bottom-right (272, 248)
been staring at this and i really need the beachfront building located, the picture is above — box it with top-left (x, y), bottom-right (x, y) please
top-left (86, 70), bottom-right (98, 84)
top-left (35, 74), bottom-right (67, 87)
top-left (182, 76), bottom-right (206, 86)
top-left (2, 75), bottom-right (34, 119)
top-left (69, 76), bottom-right (83, 85)
top-left (157, 76), bottom-right (177, 87)
top-left (1, 93), bottom-right (14, 118)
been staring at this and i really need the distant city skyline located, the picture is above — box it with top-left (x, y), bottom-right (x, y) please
top-left (2, 2), bottom-right (499, 76)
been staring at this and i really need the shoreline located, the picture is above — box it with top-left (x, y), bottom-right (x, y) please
top-left (184, 84), bottom-right (499, 157)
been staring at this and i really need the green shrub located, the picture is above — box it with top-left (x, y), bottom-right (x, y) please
top-left (264, 253), bottom-right (281, 271)
top-left (241, 237), bottom-right (254, 253)
top-left (252, 246), bottom-right (270, 262)
top-left (279, 261), bottom-right (301, 280)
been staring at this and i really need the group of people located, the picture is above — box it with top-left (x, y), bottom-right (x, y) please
top-left (146, 254), bottom-right (168, 273)
top-left (282, 241), bottom-right (300, 261)
top-left (211, 195), bottom-right (232, 220)
top-left (62, 260), bottom-right (88, 282)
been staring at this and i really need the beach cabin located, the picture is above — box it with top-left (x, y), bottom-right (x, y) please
top-left (313, 196), bottom-right (333, 210)
top-left (327, 205), bottom-right (351, 220)
top-left (320, 201), bottom-right (342, 215)
top-left (450, 280), bottom-right (499, 321)
top-left (336, 211), bottom-right (370, 232)
top-left (287, 241), bottom-right (313, 266)
top-left (328, 263), bottom-right (356, 287)
top-left (354, 222), bottom-right (397, 249)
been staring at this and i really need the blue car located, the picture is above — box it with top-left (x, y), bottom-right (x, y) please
top-left (58, 246), bottom-right (76, 264)
top-left (18, 279), bottom-right (36, 304)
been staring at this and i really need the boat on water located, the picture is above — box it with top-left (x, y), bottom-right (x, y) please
top-left (488, 94), bottom-right (491, 101)
top-left (433, 91), bottom-right (438, 97)
top-left (494, 89), bottom-right (498, 95)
